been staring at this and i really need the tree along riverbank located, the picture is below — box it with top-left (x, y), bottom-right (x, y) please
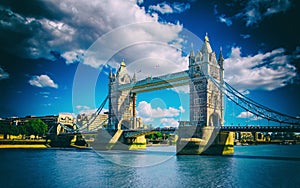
top-left (0, 119), bottom-right (48, 140)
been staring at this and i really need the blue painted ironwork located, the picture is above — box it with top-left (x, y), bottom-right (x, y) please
top-left (219, 125), bottom-right (300, 132)
top-left (118, 70), bottom-right (190, 93)
top-left (123, 127), bottom-right (177, 138)
top-left (207, 75), bottom-right (300, 125)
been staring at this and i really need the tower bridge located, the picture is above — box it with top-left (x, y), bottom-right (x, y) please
top-left (57, 34), bottom-right (300, 155)
top-left (101, 33), bottom-right (234, 154)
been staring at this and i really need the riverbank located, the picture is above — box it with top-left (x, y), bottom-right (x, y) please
top-left (0, 139), bottom-right (49, 149)
top-left (0, 144), bottom-right (48, 149)
top-left (0, 139), bottom-right (91, 149)
top-left (147, 143), bottom-right (174, 147)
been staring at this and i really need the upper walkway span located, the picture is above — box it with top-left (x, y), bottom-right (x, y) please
top-left (118, 70), bottom-right (190, 93)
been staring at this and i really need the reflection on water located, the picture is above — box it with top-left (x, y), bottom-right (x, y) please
top-left (95, 146), bottom-right (176, 167)
top-left (0, 145), bottom-right (300, 187)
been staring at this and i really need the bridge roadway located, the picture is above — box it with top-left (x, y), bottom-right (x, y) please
top-left (123, 125), bottom-right (300, 137)
top-left (122, 127), bottom-right (177, 138)
top-left (64, 125), bottom-right (300, 137)
top-left (122, 125), bottom-right (300, 138)
top-left (218, 125), bottom-right (300, 132)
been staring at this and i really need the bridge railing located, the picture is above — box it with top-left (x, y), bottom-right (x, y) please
top-left (219, 125), bottom-right (300, 132)
top-left (122, 127), bottom-right (177, 138)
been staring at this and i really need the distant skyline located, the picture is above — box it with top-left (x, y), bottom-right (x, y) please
top-left (0, 0), bottom-right (299, 127)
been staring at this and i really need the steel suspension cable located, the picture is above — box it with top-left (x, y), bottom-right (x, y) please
top-left (207, 75), bottom-right (300, 125)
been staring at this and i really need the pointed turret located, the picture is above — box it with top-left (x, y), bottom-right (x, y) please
top-left (190, 43), bottom-right (195, 57)
top-left (117, 59), bottom-right (127, 77)
top-left (218, 47), bottom-right (224, 69)
top-left (120, 59), bottom-right (126, 67)
top-left (200, 33), bottom-right (213, 54)
top-left (109, 68), bottom-right (113, 79)
top-left (132, 72), bottom-right (136, 82)
top-left (189, 43), bottom-right (195, 66)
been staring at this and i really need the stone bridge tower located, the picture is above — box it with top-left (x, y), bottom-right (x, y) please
top-left (177, 34), bottom-right (234, 155)
top-left (108, 60), bottom-right (136, 130)
top-left (189, 34), bottom-right (224, 128)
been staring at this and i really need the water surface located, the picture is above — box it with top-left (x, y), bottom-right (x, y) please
top-left (1, 145), bottom-right (300, 187)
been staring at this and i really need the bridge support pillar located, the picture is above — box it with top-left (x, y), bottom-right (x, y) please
top-left (203, 131), bottom-right (234, 155)
top-left (89, 129), bottom-right (146, 151)
top-left (176, 126), bottom-right (234, 155)
top-left (252, 132), bottom-right (257, 143)
top-left (127, 136), bottom-right (147, 150)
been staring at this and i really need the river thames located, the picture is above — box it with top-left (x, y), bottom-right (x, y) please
top-left (1, 144), bottom-right (300, 187)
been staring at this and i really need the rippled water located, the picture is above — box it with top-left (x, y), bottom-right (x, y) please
top-left (1, 145), bottom-right (300, 187)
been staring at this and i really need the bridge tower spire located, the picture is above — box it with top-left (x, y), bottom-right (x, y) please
top-left (218, 47), bottom-right (224, 69)
top-left (190, 43), bottom-right (195, 57)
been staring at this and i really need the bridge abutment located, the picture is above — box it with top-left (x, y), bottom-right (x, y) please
top-left (127, 136), bottom-right (147, 150)
top-left (88, 129), bottom-right (146, 150)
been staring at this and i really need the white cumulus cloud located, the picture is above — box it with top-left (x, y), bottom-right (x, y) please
top-left (237, 111), bottom-right (262, 121)
top-left (0, 1), bottom-right (164, 60)
top-left (149, 3), bottom-right (173, 14)
top-left (75, 105), bottom-right (108, 115)
top-left (136, 101), bottom-right (184, 125)
top-left (29, 74), bottom-right (58, 88)
top-left (136, 101), bottom-right (184, 127)
top-left (62, 49), bottom-right (85, 64)
top-left (84, 21), bottom-right (186, 76)
top-left (224, 47), bottom-right (296, 91)
top-left (44, 0), bottom-right (187, 72)
top-left (137, 101), bottom-right (184, 118)
top-left (160, 118), bottom-right (179, 127)
top-left (237, 111), bottom-right (254, 118)
top-left (149, 2), bottom-right (191, 14)
top-left (1, 0), bottom-right (194, 80)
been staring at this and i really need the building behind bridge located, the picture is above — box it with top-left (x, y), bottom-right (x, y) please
top-left (76, 113), bottom-right (109, 130)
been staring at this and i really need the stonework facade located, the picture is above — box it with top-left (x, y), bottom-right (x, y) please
top-left (108, 60), bottom-right (137, 130)
top-left (189, 34), bottom-right (224, 127)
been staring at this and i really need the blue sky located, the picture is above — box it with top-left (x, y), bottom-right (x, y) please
top-left (0, 0), bottom-right (299, 127)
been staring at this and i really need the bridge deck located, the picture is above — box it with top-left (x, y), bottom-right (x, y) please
top-left (219, 125), bottom-right (300, 132)
top-left (60, 126), bottom-right (300, 137)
